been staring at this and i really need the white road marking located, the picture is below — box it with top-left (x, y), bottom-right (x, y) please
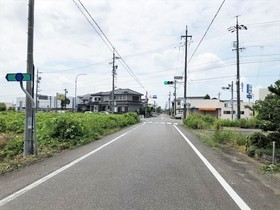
top-left (173, 125), bottom-right (251, 210)
top-left (0, 123), bottom-right (145, 207)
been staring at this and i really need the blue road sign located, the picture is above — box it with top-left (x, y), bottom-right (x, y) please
top-left (5, 73), bottom-right (32, 82)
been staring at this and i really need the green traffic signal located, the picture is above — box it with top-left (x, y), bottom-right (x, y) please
top-left (164, 81), bottom-right (174, 85)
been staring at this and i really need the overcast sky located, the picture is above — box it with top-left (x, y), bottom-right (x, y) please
top-left (0, 0), bottom-right (279, 108)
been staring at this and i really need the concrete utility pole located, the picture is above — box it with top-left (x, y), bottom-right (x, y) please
top-left (111, 49), bottom-right (120, 113)
top-left (74, 74), bottom-right (86, 112)
top-left (174, 80), bottom-right (177, 115)
top-left (35, 69), bottom-right (42, 112)
top-left (181, 26), bottom-right (192, 119)
top-left (228, 16), bottom-right (247, 119)
top-left (24, 0), bottom-right (35, 156)
top-left (64, 89), bottom-right (68, 110)
top-left (168, 91), bottom-right (171, 115)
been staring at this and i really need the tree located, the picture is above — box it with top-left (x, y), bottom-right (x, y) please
top-left (254, 80), bottom-right (280, 133)
top-left (204, 94), bottom-right (210, 99)
top-left (156, 106), bottom-right (162, 113)
top-left (7, 106), bottom-right (16, 112)
top-left (57, 94), bottom-right (70, 110)
top-left (0, 103), bottom-right (6, 111)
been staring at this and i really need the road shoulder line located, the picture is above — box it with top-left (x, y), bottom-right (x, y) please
top-left (0, 122), bottom-right (145, 207)
top-left (174, 125), bottom-right (251, 210)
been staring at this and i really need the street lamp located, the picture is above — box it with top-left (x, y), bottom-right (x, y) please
top-left (75, 73), bottom-right (87, 112)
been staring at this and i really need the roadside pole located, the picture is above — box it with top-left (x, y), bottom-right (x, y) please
top-left (24, 0), bottom-right (35, 156)
top-left (6, 73), bottom-right (37, 156)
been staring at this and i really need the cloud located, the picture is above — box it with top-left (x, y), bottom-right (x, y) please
top-left (1, 0), bottom-right (279, 108)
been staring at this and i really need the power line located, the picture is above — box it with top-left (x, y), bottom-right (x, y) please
top-left (72, 0), bottom-right (112, 52)
top-left (73, 0), bottom-right (146, 91)
top-left (188, 0), bottom-right (226, 64)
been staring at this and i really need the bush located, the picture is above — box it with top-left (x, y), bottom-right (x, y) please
top-left (213, 130), bottom-right (233, 144)
top-left (218, 117), bottom-right (260, 129)
top-left (0, 103), bottom-right (6, 112)
top-left (249, 132), bottom-right (269, 148)
top-left (1, 136), bottom-right (23, 160)
top-left (247, 146), bottom-right (256, 157)
top-left (267, 132), bottom-right (280, 147)
top-left (0, 112), bottom-right (25, 133)
top-left (184, 114), bottom-right (215, 129)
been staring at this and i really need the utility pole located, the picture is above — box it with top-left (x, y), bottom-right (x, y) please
top-left (181, 26), bottom-right (192, 119)
top-left (64, 89), bottom-right (68, 110)
top-left (74, 73), bottom-right (86, 112)
top-left (24, 0), bottom-right (35, 156)
top-left (111, 49), bottom-right (120, 113)
top-left (228, 16), bottom-right (247, 119)
top-left (174, 80), bottom-right (177, 116)
top-left (168, 91), bottom-right (171, 115)
top-left (231, 81), bottom-right (234, 120)
top-left (35, 69), bottom-right (42, 112)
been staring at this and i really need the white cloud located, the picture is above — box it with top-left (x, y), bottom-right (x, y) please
top-left (1, 0), bottom-right (279, 107)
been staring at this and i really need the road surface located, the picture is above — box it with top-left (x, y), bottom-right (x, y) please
top-left (0, 115), bottom-right (279, 209)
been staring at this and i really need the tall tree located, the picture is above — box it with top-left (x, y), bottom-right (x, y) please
top-left (254, 80), bottom-right (280, 132)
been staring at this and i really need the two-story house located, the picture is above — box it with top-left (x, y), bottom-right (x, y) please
top-left (77, 88), bottom-right (143, 113)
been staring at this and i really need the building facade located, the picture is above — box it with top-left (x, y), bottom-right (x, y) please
top-left (174, 97), bottom-right (253, 120)
top-left (16, 95), bottom-right (75, 111)
top-left (77, 88), bottom-right (143, 113)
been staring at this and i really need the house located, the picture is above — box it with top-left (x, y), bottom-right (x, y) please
top-left (174, 97), bottom-right (253, 120)
top-left (77, 88), bottom-right (143, 113)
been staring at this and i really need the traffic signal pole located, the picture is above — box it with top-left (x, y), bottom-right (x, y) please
top-left (24, 0), bottom-right (35, 156)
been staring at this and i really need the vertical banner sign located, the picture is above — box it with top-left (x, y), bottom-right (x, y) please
top-left (246, 84), bottom-right (252, 99)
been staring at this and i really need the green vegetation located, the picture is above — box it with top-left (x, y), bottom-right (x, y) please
top-left (0, 112), bottom-right (139, 174)
top-left (184, 113), bottom-right (279, 172)
top-left (0, 103), bottom-right (6, 112)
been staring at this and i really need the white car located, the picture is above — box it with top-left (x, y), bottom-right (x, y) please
top-left (175, 113), bottom-right (183, 119)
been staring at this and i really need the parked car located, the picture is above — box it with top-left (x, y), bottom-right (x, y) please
top-left (175, 113), bottom-right (183, 119)
top-left (100, 111), bottom-right (110, 114)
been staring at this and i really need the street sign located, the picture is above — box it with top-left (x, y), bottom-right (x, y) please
top-left (174, 76), bottom-right (183, 80)
top-left (5, 73), bottom-right (32, 82)
top-left (247, 94), bottom-right (252, 99)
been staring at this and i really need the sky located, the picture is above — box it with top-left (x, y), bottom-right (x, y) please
top-left (0, 0), bottom-right (279, 109)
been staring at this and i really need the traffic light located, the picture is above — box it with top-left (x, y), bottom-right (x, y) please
top-left (164, 81), bottom-right (174, 85)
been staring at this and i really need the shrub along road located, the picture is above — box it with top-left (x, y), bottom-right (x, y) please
top-left (0, 115), bottom-right (279, 209)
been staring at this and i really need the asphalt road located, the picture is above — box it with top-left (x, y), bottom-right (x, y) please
top-left (0, 115), bottom-right (279, 209)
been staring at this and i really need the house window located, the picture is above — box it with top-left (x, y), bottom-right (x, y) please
top-left (132, 96), bottom-right (139, 101)
top-left (241, 111), bottom-right (244, 115)
top-left (223, 111), bottom-right (231, 114)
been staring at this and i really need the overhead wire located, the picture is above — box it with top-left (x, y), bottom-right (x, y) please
top-left (188, 0), bottom-right (226, 64)
top-left (73, 0), bottom-right (146, 92)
